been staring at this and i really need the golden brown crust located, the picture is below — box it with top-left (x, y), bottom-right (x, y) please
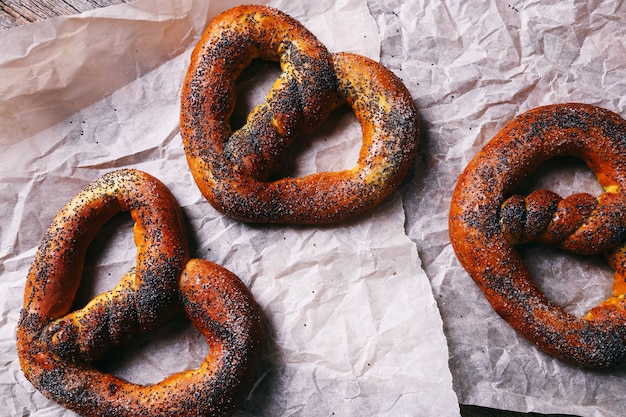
top-left (16, 169), bottom-right (264, 416)
top-left (449, 103), bottom-right (626, 368)
top-left (180, 5), bottom-right (419, 224)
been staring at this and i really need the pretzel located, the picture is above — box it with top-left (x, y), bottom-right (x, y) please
top-left (449, 103), bottom-right (626, 368)
top-left (17, 169), bottom-right (264, 416)
top-left (180, 5), bottom-right (419, 224)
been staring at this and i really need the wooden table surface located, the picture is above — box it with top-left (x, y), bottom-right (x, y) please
top-left (0, 0), bottom-right (131, 29)
top-left (0, 2), bottom-right (583, 417)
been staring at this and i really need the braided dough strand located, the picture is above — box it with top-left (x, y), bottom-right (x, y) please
top-left (449, 103), bottom-right (626, 367)
top-left (500, 190), bottom-right (626, 253)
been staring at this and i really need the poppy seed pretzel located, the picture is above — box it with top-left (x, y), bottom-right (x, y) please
top-left (180, 5), bottom-right (419, 224)
top-left (449, 103), bottom-right (626, 368)
top-left (17, 169), bottom-right (265, 417)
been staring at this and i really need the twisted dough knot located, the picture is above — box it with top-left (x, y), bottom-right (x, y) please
top-left (180, 5), bottom-right (419, 224)
top-left (17, 169), bottom-right (264, 417)
top-left (501, 189), bottom-right (626, 254)
top-left (450, 103), bottom-right (626, 368)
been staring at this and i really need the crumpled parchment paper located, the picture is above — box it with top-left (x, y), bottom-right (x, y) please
top-left (3, 0), bottom-right (626, 416)
top-left (0, 0), bottom-right (459, 416)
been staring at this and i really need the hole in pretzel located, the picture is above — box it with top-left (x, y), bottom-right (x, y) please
top-left (232, 59), bottom-right (281, 131)
top-left (93, 316), bottom-right (208, 386)
top-left (73, 212), bottom-right (209, 384)
top-left (518, 243), bottom-right (612, 318)
top-left (277, 106), bottom-right (360, 179)
top-left (510, 156), bottom-right (613, 318)
top-left (74, 212), bottom-right (134, 311)
top-left (514, 156), bottom-right (603, 197)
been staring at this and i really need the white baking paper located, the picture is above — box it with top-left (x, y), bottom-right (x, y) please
top-left (0, 1), bottom-right (459, 416)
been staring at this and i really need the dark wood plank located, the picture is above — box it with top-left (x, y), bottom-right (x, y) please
top-left (460, 404), bottom-right (579, 417)
top-left (0, 0), bottom-right (131, 29)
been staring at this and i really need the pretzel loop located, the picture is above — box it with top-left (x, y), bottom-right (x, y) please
top-left (182, 5), bottom-right (336, 183)
top-left (180, 5), bottom-right (419, 224)
top-left (19, 170), bottom-right (189, 362)
top-left (450, 103), bottom-right (626, 367)
top-left (17, 169), bottom-right (264, 417)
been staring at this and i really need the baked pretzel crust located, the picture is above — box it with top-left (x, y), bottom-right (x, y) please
top-left (180, 5), bottom-right (419, 224)
top-left (17, 169), bottom-right (264, 416)
top-left (449, 103), bottom-right (626, 368)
